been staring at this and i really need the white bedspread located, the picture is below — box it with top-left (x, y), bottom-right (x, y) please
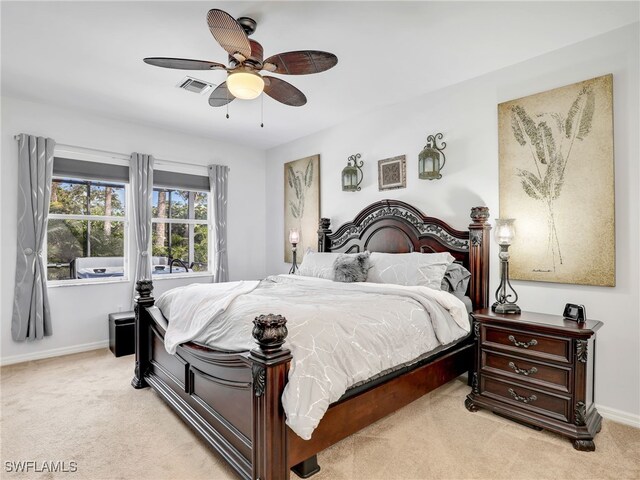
top-left (157, 275), bottom-right (469, 440)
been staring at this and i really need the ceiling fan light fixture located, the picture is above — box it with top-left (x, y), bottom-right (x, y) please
top-left (227, 71), bottom-right (264, 100)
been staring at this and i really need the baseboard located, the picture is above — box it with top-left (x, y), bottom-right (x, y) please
top-left (0, 340), bottom-right (109, 367)
top-left (596, 404), bottom-right (640, 429)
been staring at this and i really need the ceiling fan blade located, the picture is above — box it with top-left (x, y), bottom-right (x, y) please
top-left (207, 9), bottom-right (252, 59)
top-left (263, 76), bottom-right (307, 106)
top-left (262, 51), bottom-right (338, 75)
top-left (208, 82), bottom-right (235, 107)
top-left (143, 57), bottom-right (227, 70)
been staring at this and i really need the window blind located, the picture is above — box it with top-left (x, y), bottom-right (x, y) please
top-left (53, 157), bottom-right (129, 183)
top-left (53, 157), bottom-right (210, 191)
top-left (154, 170), bottom-right (210, 192)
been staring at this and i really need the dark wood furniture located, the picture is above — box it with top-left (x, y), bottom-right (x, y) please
top-left (465, 309), bottom-right (603, 451)
top-left (132, 200), bottom-right (491, 479)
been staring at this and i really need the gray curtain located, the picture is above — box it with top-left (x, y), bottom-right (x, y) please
top-left (209, 165), bottom-right (229, 282)
top-left (131, 153), bottom-right (154, 305)
top-left (12, 134), bottom-right (55, 341)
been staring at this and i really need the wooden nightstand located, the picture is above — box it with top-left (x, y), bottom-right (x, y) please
top-left (465, 309), bottom-right (603, 451)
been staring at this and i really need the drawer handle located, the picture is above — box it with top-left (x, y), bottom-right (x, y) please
top-left (508, 361), bottom-right (538, 376)
top-left (508, 388), bottom-right (537, 404)
top-left (508, 335), bottom-right (538, 349)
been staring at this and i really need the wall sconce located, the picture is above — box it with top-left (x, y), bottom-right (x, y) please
top-left (492, 218), bottom-right (521, 314)
top-left (419, 133), bottom-right (446, 180)
top-left (289, 229), bottom-right (299, 274)
top-left (341, 153), bottom-right (363, 192)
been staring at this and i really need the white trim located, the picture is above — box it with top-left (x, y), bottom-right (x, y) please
top-left (48, 277), bottom-right (129, 288)
top-left (0, 341), bottom-right (109, 367)
top-left (155, 159), bottom-right (209, 176)
top-left (152, 218), bottom-right (208, 225)
top-left (49, 213), bottom-right (126, 222)
top-left (596, 404), bottom-right (640, 428)
top-left (54, 145), bottom-right (129, 166)
top-left (152, 272), bottom-right (213, 281)
top-left (17, 137), bottom-right (222, 174)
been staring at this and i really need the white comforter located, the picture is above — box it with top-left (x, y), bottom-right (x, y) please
top-left (157, 275), bottom-right (469, 440)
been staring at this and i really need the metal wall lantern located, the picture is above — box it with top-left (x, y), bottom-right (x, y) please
top-left (419, 133), bottom-right (447, 180)
top-left (342, 153), bottom-right (363, 192)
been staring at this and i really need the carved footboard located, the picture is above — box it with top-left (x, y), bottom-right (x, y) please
top-left (132, 281), bottom-right (293, 480)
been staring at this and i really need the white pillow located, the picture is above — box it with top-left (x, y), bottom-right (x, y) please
top-left (367, 252), bottom-right (455, 290)
top-left (297, 250), bottom-right (341, 280)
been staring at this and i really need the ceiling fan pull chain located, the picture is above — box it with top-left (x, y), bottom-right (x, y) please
top-left (260, 94), bottom-right (264, 128)
top-left (226, 96), bottom-right (230, 119)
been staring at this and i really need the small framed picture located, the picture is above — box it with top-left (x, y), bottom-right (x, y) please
top-left (378, 155), bottom-right (406, 191)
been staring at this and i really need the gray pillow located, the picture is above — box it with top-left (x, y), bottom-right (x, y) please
top-left (441, 262), bottom-right (472, 295)
top-left (333, 252), bottom-right (371, 283)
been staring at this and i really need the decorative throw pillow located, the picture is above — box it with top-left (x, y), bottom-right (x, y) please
top-left (440, 262), bottom-right (472, 295)
top-left (367, 252), bottom-right (455, 289)
top-left (297, 250), bottom-right (342, 280)
top-left (333, 252), bottom-right (371, 283)
top-left (367, 252), bottom-right (418, 285)
top-left (415, 252), bottom-right (456, 290)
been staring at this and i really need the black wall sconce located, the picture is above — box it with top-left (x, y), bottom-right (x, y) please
top-left (419, 133), bottom-right (447, 180)
top-left (342, 153), bottom-right (363, 192)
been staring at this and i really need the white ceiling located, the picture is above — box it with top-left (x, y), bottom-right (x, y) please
top-left (2, 1), bottom-right (638, 150)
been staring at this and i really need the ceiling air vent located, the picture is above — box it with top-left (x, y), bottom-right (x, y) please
top-left (176, 76), bottom-right (214, 95)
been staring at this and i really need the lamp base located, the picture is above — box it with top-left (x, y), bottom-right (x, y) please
top-left (289, 247), bottom-right (298, 275)
top-left (492, 302), bottom-right (521, 314)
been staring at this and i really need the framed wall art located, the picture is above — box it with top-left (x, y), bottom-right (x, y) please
top-left (284, 154), bottom-right (320, 263)
top-left (498, 74), bottom-right (614, 286)
top-left (378, 155), bottom-right (406, 191)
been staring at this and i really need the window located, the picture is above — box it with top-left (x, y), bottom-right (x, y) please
top-left (48, 177), bottom-right (128, 281)
top-left (151, 188), bottom-right (209, 275)
top-left (45, 156), bottom-right (209, 281)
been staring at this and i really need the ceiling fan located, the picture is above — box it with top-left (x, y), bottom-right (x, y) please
top-left (143, 9), bottom-right (338, 108)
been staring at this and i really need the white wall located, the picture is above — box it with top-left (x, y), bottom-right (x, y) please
top-left (265, 24), bottom-right (640, 422)
top-left (0, 96), bottom-right (266, 364)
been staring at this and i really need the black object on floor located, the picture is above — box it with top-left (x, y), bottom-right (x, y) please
top-left (109, 311), bottom-right (135, 357)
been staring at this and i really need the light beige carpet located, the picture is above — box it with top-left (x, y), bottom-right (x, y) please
top-left (1, 349), bottom-right (638, 480)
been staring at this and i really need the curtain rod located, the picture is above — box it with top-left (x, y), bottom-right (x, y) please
top-left (13, 135), bottom-right (227, 172)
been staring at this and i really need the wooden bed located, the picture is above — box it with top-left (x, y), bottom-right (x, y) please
top-left (132, 199), bottom-right (491, 480)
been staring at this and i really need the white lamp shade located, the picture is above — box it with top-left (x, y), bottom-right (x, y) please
top-left (494, 218), bottom-right (516, 245)
top-left (227, 71), bottom-right (265, 100)
top-left (289, 229), bottom-right (300, 244)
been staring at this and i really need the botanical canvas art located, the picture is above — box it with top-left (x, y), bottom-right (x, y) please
top-left (498, 74), bottom-right (614, 286)
top-left (284, 155), bottom-right (320, 263)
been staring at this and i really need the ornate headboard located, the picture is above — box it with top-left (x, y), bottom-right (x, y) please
top-left (317, 199), bottom-right (491, 309)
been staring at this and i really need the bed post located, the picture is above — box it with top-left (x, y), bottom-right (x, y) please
top-left (318, 218), bottom-right (332, 252)
top-left (468, 207), bottom-right (491, 309)
top-left (131, 280), bottom-right (154, 389)
top-left (249, 314), bottom-right (292, 480)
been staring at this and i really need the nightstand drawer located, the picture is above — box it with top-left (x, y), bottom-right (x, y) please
top-left (482, 375), bottom-right (570, 422)
top-left (481, 350), bottom-right (571, 393)
top-left (483, 325), bottom-right (570, 363)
